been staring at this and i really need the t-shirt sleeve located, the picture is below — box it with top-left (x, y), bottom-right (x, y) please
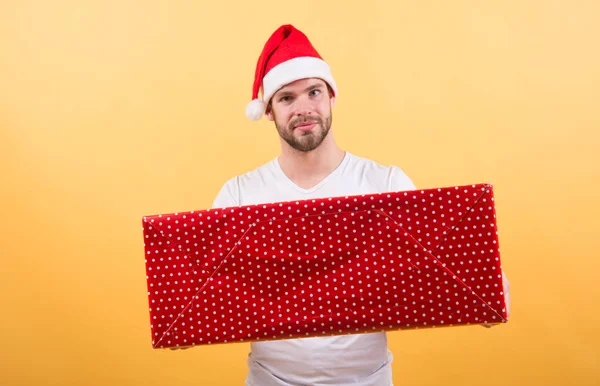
top-left (388, 166), bottom-right (417, 192)
top-left (211, 177), bottom-right (240, 209)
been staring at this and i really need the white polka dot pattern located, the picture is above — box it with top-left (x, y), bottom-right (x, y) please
top-left (141, 183), bottom-right (508, 349)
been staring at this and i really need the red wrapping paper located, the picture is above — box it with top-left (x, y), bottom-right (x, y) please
top-left (142, 182), bottom-right (508, 349)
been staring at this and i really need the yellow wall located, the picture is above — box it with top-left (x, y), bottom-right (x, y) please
top-left (1, 1), bottom-right (598, 385)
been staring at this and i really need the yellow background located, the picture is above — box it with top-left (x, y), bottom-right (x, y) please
top-left (1, 1), bottom-right (598, 385)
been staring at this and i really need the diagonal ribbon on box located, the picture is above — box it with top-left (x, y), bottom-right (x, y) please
top-left (142, 182), bottom-right (509, 349)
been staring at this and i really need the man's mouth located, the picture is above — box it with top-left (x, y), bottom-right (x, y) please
top-left (293, 120), bottom-right (318, 131)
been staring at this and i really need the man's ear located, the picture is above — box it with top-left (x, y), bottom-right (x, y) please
top-left (327, 85), bottom-right (336, 109)
top-left (265, 103), bottom-right (274, 121)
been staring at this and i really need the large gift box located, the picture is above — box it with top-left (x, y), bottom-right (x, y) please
top-left (141, 182), bottom-right (509, 349)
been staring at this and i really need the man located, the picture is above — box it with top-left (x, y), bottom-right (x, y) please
top-left (211, 24), bottom-right (510, 386)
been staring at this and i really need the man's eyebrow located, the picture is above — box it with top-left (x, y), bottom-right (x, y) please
top-left (304, 84), bottom-right (325, 92)
top-left (275, 90), bottom-right (294, 98)
top-left (275, 83), bottom-right (325, 98)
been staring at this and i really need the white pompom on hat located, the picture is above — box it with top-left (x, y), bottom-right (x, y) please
top-left (245, 24), bottom-right (338, 120)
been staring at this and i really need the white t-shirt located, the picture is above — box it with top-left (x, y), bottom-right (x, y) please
top-left (212, 151), bottom-right (417, 386)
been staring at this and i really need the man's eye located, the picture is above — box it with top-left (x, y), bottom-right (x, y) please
top-left (310, 89), bottom-right (321, 96)
top-left (280, 96), bottom-right (292, 102)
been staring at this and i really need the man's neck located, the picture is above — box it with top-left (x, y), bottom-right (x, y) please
top-left (277, 134), bottom-right (345, 190)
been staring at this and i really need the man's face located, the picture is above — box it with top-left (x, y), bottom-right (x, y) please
top-left (266, 78), bottom-right (335, 152)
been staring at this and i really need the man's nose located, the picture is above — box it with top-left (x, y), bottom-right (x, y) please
top-left (293, 96), bottom-right (313, 116)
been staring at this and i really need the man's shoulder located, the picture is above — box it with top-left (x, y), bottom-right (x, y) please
top-left (345, 152), bottom-right (416, 191)
top-left (211, 159), bottom-right (277, 208)
top-left (346, 152), bottom-right (397, 170)
top-left (221, 158), bottom-right (277, 188)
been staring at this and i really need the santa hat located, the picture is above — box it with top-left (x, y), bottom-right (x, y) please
top-left (245, 24), bottom-right (338, 120)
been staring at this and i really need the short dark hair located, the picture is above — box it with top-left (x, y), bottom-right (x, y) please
top-left (266, 80), bottom-right (334, 114)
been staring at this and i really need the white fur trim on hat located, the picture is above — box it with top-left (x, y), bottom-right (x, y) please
top-left (262, 56), bottom-right (337, 106)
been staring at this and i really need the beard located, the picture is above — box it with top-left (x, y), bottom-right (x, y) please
top-left (275, 113), bottom-right (333, 152)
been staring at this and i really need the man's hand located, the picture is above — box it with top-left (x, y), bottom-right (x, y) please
top-left (481, 323), bottom-right (499, 328)
top-left (169, 345), bottom-right (192, 350)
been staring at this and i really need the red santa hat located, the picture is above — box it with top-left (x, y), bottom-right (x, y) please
top-left (245, 24), bottom-right (338, 120)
